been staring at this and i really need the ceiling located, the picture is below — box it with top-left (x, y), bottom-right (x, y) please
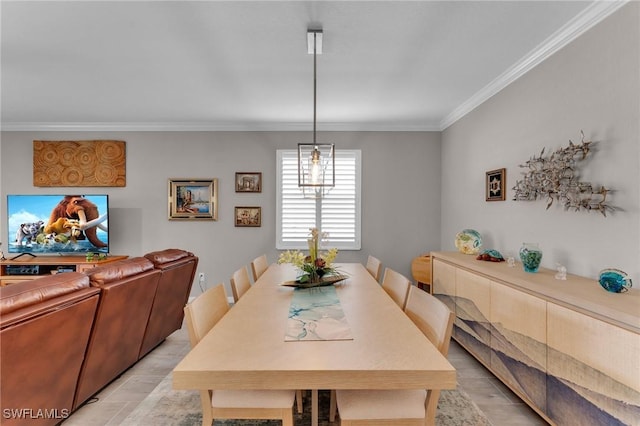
top-left (0, 1), bottom-right (624, 132)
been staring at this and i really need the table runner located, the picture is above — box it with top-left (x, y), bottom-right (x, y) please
top-left (285, 285), bottom-right (353, 341)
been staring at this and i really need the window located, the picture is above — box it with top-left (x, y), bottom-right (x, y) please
top-left (277, 149), bottom-right (361, 250)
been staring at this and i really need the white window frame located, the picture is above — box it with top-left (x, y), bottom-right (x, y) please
top-left (276, 149), bottom-right (361, 250)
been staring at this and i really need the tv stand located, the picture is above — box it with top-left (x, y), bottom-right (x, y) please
top-left (0, 255), bottom-right (128, 286)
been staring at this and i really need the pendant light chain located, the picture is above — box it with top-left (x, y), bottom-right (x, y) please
top-left (313, 31), bottom-right (317, 146)
top-left (298, 29), bottom-right (334, 197)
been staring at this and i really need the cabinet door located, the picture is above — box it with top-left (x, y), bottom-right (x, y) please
top-left (491, 283), bottom-right (547, 413)
top-left (547, 304), bottom-right (640, 426)
top-left (432, 259), bottom-right (456, 318)
top-left (455, 268), bottom-right (491, 366)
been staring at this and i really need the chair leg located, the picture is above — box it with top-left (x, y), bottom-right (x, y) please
top-left (200, 390), bottom-right (213, 426)
top-left (296, 389), bottom-right (303, 413)
top-left (329, 389), bottom-right (337, 422)
top-left (425, 389), bottom-right (441, 426)
top-left (282, 409), bottom-right (294, 426)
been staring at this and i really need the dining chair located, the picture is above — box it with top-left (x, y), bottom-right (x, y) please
top-left (230, 265), bottom-right (304, 414)
top-left (334, 285), bottom-right (455, 425)
top-left (251, 254), bottom-right (269, 282)
top-left (381, 267), bottom-right (411, 310)
top-left (365, 255), bottom-right (382, 282)
top-left (328, 265), bottom-right (408, 422)
top-left (183, 284), bottom-right (296, 426)
top-left (230, 266), bottom-right (252, 303)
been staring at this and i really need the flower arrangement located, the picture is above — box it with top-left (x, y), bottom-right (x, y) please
top-left (278, 227), bottom-right (339, 283)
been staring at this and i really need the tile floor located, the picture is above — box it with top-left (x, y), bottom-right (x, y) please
top-left (63, 325), bottom-right (548, 426)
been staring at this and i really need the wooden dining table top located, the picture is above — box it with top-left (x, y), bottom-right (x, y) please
top-left (172, 263), bottom-right (456, 391)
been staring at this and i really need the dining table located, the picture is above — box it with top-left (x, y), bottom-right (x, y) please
top-left (172, 262), bottom-right (456, 426)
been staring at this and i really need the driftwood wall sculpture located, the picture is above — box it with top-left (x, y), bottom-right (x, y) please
top-left (512, 132), bottom-right (613, 216)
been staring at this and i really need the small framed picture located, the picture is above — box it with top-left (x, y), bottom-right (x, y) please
top-left (235, 206), bottom-right (261, 227)
top-left (168, 178), bottom-right (218, 220)
top-left (486, 168), bottom-right (506, 201)
top-left (235, 172), bottom-right (262, 193)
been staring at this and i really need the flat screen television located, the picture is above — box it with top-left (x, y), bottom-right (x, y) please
top-left (7, 194), bottom-right (109, 256)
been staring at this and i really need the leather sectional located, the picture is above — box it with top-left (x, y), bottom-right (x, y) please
top-left (0, 248), bottom-right (198, 426)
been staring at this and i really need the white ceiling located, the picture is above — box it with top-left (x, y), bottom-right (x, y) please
top-left (0, 1), bottom-right (625, 131)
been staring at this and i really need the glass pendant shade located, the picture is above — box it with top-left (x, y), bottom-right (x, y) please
top-left (298, 143), bottom-right (335, 198)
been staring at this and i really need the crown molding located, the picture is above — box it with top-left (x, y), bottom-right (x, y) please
top-left (439, 0), bottom-right (629, 131)
top-left (0, 121), bottom-right (442, 132)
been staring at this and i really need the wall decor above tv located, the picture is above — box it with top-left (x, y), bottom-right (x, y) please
top-left (7, 194), bottom-right (109, 256)
top-left (33, 140), bottom-right (126, 187)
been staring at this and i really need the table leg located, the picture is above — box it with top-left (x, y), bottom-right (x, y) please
top-left (312, 389), bottom-right (318, 426)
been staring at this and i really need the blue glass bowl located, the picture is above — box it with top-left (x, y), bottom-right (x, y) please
top-left (598, 269), bottom-right (632, 293)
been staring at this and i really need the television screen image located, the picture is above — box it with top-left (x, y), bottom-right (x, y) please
top-left (7, 194), bottom-right (109, 255)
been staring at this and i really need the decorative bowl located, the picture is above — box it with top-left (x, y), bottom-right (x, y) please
top-left (598, 269), bottom-right (632, 293)
top-left (455, 229), bottom-right (482, 255)
top-left (281, 274), bottom-right (348, 288)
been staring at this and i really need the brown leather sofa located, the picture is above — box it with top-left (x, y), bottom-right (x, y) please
top-left (0, 249), bottom-right (199, 419)
top-left (73, 257), bottom-right (161, 409)
top-left (0, 273), bottom-right (100, 426)
top-left (139, 248), bottom-right (198, 358)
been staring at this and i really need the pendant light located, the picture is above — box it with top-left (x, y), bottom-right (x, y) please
top-left (298, 28), bottom-right (335, 199)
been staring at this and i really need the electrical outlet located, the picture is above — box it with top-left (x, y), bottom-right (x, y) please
top-left (197, 272), bottom-right (207, 293)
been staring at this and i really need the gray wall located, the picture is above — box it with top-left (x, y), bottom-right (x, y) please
top-left (2, 3), bottom-right (638, 295)
top-left (0, 131), bottom-right (441, 296)
top-left (441, 3), bottom-right (640, 283)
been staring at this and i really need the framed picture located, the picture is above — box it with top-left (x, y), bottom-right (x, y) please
top-left (486, 168), bottom-right (506, 201)
top-left (235, 206), bottom-right (261, 227)
top-left (168, 178), bottom-right (218, 220)
top-left (235, 172), bottom-right (262, 193)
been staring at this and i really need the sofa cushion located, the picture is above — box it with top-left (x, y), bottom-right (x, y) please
top-left (85, 257), bottom-right (154, 287)
top-left (73, 259), bottom-right (161, 409)
top-left (0, 272), bottom-right (90, 315)
top-left (138, 250), bottom-right (198, 358)
top-left (144, 248), bottom-right (192, 266)
top-left (1, 278), bottom-right (100, 426)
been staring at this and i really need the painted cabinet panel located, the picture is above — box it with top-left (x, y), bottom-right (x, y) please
top-left (490, 283), bottom-right (547, 414)
top-left (455, 269), bottom-right (491, 367)
top-left (431, 251), bottom-right (640, 426)
top-left (432, 259), bottom-right (456, 335)
top-left (547, 303), bottom-right (640, 426)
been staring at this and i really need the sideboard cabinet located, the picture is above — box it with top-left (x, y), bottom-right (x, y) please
top-left (431, 251), bottom-right (640, 426)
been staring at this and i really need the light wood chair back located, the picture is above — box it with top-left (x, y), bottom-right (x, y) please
top-left (404, 285), bottom-right (455, 355)
top-left (184, 284), bottom-right (230, 348)
top-left (230, 266), bottom-right (251, 303)
top-left (381, 267), bottom-right (411, 310)
top-left (184, 283), bottom-right (295, 426)
top-left (251, 254), bottom-right (269, 282)
top-left (365, 255), bottom-right (382, 282)
top-left (335, 286), bottom-right (455, 426)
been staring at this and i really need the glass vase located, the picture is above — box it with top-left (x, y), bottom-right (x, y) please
top-left (519, 243), bottom-right (543, 273)
top-left (598, 268), bottom-right (632, 293)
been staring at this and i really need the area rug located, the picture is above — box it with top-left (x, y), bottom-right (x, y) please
top-left (122, 373), bottom-right (492, 426)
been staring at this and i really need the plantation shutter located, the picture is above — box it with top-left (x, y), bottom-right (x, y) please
top-left (277, 149), bottom-right (361, 250)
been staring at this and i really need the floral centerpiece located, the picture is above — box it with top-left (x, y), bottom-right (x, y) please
top-left (278, 227), bottom-right (339, 284)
